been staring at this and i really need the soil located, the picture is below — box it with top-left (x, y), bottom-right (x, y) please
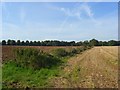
top-left (51, 46), bottom-right (118, 88)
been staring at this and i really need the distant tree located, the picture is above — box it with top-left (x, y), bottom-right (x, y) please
top-left (37, 41), bottom-right (41, 46)
top-left (16, 40), bottom-right (21, 45)
top-left (0, 41), bottom-right (1, 45)
top-left (3, 39), bottom-right (120, 46)
top-left (98, 41), bottom-right (103, 46)
top-left (26, 40), bottom-right (29, 46)
top-left (2, 40), bottom-right (6, 45)
top-left (21, 41), bottom-right (25, 46)
top-left (76, 41), bottom-right (82, 46)
top-left (7, 39), bottom-right (11, 45)
top-left (83, 40), bottom-right (89, 46)
top-left (11, 40), bottom-right (16, 45)
top-left (108, 40), bottom-right (117, 46)
top-left (118, 41), bottom-right (120, 46)
top-left (70, 41), bottom-right (75, 46)
top-left (29, 41), bottom-right (33, 46)
top-left (102, 41), bottom-right (108, 46)
top-left (33, 41), bottom-right (37, 46)
top-left (6, 39), bottom-right (16, 45)
top-left (90, 39), bottom-right (99, 46)
top-left (44, 40), bottom-right (51, 46)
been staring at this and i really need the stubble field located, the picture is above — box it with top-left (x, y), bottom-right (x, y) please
top-left (2, 46), bottom-right (119, 88)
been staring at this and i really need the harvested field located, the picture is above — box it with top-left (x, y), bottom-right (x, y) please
top-left (51, 46), bottom-right (119, 88)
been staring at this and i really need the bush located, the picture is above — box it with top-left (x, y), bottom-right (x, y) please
top-left (14, 48), bottom-right (61, 69)
top-left (52, 46), bottom-right (91, 58)
top-left (52, 48), bottom-right (68, 57)
top-left (71, 48), bottom-right (78, 54)
top-left (67, 48), bottom-right (79, 56)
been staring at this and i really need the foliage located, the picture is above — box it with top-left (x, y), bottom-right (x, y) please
top-left (52, 46), bottom-right (91, 58)
top-left (2, 40), bottom-right (6, 45)
top-left (2, 61), bottom-right (60, 88)
top-left (14, 48), bottom-right (61, 69)
top-left (89, 39), bottom-right (99, 46)
top-left (2, 39), bottom-right (120, 46)
top-left (52, 48), bottom-right (68, 57)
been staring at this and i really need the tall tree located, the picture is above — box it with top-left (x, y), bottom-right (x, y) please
top-left (2, 40), bottom-right (6, 45)
top-left (16, 40), bottom-right (21, 45)
top-left (7, 39), bottom-right (11, 45)
top-left (11, 40), bottom-right (16, 45)
top-left (21, 41), bottom-right (25, 46)
top-left (26, 40), bottom-right (29, 46)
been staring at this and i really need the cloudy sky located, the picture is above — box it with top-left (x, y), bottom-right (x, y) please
top-left (2, 2), bottom-right (118, 41)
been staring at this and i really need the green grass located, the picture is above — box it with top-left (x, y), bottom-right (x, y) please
top-left (2, 61), bottom-right (60, 88)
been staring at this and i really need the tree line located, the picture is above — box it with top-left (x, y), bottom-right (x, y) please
top-left (1, 39), bottom-right (120, 46)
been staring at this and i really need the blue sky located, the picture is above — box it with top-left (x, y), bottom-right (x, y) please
top-left (2, 2), bottom-right (118, 41)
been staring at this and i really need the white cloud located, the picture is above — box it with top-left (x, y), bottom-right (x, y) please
top-left (59, 3), bottom-right (94, 19)
top-left (57, 3), bottom-right (98, 35)
top-left (80, 3), bottom-right (93, 18)
top-left (46, 2), bottom-right (94, 20)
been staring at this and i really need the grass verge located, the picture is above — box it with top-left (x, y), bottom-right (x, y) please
top-left (2, 61), bottom-right (60, 88)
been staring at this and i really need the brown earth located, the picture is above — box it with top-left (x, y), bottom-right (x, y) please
top-left (51, 46), bottom-right (119, 88)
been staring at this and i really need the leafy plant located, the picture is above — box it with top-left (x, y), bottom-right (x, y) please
top-left (52, 48), bottom-right (68, 57)
top-left (14, 48), bottom-right (61, 69)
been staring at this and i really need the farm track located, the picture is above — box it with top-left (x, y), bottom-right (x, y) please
top-left (51, 46), bottom-right (118, 88)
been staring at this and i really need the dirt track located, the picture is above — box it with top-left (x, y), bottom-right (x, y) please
top-left (52, 46), bottom-right (118, 88)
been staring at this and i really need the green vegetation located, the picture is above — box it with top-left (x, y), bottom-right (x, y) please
top-left (3, 61), bottom-right (60, 88)
top-left (2, 46), bottom-right (92, 88)
top-left (1, 39), bottom-right (120, 46)
top-left (52, 46), bottom-right (92, 58)
top-left (52, 48), bottom-right (68, 57)
top-left (14, 48), bottom-right (61, 70)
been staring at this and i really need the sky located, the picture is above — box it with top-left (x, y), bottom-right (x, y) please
top-left (2, 2), bottom-right (118, 41)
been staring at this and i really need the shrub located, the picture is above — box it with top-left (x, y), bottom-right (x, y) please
top-left (52, 48), bottom-right (68, 57)
top-left (14, 48), bottom-right (61, 69)
top-left (71, 48), bottom-right (78, 54)
top-left (67, 48), bottom-right (79, 56)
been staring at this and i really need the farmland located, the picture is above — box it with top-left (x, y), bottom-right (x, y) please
top-left (51, 46), bottom-right (118, 88)
top-left (2, 46), bottom-right (81, 61)
top-left (2, 46), bottom-right (119, 88)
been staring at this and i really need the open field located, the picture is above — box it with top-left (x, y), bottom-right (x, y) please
top-left (51, 46), bottom-right (119, 88)
top-left (2, 46), bottom-right (119, 88)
